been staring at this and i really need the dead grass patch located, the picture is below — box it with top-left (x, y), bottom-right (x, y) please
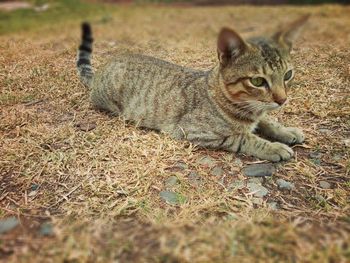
top-left (1, 3), bottom-right (349, 262)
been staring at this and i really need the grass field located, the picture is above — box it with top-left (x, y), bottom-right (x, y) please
top-left (0, 1), bottom-right (349, 262)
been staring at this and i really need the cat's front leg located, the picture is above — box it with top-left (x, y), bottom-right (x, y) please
top-left (257, 117), bottom-right (304, 145)
top-left (226, 133), bottom-right (294, 162)
top-left (185, 131), bottom-right (294, 162)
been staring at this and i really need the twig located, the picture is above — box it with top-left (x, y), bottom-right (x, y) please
top-left (1, 207), bottom-right (50, 219)
top-left (49, 179), bottom-right (87, 208)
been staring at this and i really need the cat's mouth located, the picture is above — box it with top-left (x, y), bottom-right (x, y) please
top-left (250, 101), bottom-right (285, 112)
top-left (265, 100), bottom-right (289, 111)
top-left (267, 102), bottom-right (282, 110)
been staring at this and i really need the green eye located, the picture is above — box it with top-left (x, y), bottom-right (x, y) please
top-left (284, 70), bottom-right (293, 81)
top-left (250, 77), bottom-right (267, 87)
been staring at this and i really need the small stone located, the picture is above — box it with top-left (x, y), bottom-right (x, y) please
top-left (31, 184), bottom-right (39, 191)
top-left (75, 122), bottom-right (97, 132)
top-left (276, 179), bottom-right (295, 190)
top-left (332, 154), bottom-right (342, 161)
top-left (309, 151), bottom-right (322, 165)
top-left (39, 222), bottom-right (54, 236)
top-left (173, 161), bottom-right (188, 170)
top-left (34, 3), bottom-right (50, 12)
top-left (319, 128), bottom-right (331, 134)
top-left (309, 151), bottom-right (322, 159)
top-left (165, 161), bottom-right (188, 172)
top-left (242, 163), bottom-right (275, 177)
top-left (248, 177), bottom-right (263, 184)
top-left (196, 156), bottom-right (216, 167)
top-left (315, 194), bottom-right (326, 203)
top-left (311, 158), bottom-right (321, 165)
top-left (229, 181), bottom-right (245, 191)
top-left (247, 183), bottom-right (269, 197)
top-left (210, 166), bottom-right (224, 177)
top-left (319, 181), bottom-right (331, 189)
top-left (225, 213), bottom-right (238, 221)
top-left (343, 139), bottom-right (350, 147)
top-left (234, 158), bottom-right (243, 166)
top-left (165, 176), bottom-right (178, 188)
top-left (100, 15), bottom-right (113, 24)
top-left (0, 217), bottom-right (19, 234)
top-left (160, 191), bottom-right (186, 205)
top-left (28, 190), bottom-right (38, 197)
top-left (116, 189), bottom-right (128, 196)
top-left (267, 201), bottom-right (279, 210)
top-left (252, 197), bottom-right (263, 205)
top-left (188, 171), bottom-right (202, 186)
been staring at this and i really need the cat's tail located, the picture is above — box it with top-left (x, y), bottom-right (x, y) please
top-left (77, 22), bottom-right (94, 87)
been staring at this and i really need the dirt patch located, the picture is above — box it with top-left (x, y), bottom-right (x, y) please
top-left (0, 2), bottom-right (31, 12)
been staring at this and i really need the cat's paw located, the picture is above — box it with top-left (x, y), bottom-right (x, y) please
top-left (258, 142), bottom-right (294, 162)
top-left (278, 127), bottom-right (305, 145)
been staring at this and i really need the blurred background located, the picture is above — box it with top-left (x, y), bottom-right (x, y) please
top-left (0, 0), bottom-right (348, 34)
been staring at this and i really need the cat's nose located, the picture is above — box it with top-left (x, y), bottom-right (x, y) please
top-left (274, 97), bottom-right (287, 106)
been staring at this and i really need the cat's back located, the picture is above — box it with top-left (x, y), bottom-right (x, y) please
top-left (98, 52), bottom-right (194, 77)
top-left (114, 53), bottom-right (187, 71)
top-left (91, 52), bottom-right (209, 131)
top-left (92, 52), bottom-right (203, 96)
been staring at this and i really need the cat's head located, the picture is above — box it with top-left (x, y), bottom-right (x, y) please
top-left (215, 15), bottom-right (309, 115)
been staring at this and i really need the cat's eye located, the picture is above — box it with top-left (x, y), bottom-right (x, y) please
top-left (284, 70), bottom-right (293, 81)
top-left (249, 77), bottom-right (267, 88)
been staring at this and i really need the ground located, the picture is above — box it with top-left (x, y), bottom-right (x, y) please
top-left (0, 1), bottom-right (349, 262)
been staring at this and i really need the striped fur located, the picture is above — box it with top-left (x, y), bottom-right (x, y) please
top-left (77, 22), bottom-right (94, 87)
top-left (77, 16), bottom-right (308, 162)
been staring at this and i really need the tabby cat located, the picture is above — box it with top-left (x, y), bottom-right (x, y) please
top-left (77, 16), bottom-right (309, 162)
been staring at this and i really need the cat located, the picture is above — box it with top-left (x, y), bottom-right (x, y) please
top-left (77, 15), bottom-right (309, 162)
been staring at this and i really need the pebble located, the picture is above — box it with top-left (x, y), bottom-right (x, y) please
top-left (210, 166), bottom-right (224, 177)
top-left (165, 176), bottom-right (178, 188)
top-left (242, 163), bottom-right (275, 177)
top-left (75, 122), bottom-right (97, 132)
top-left (248, 177), bottom-right (263, 184)
top-left (234, 158), bottom-right (243, 166)
top-left (319, 128), bottom-right (331, 134)
top-left (252, 197), bottom-right (263, 205)
top-left (31, 184), bottom-right (39, 191)
top-left (165, 161), bottom-right (188, 172)
top-left (247, 183), bottom-right (269, 197)
top-left (28, 190), bottom-right (38, 197)
top-left (309, 151), bottom-right (322, 159)
top-left (173, 161), bottom-right (188, 170)
top-left (309, 151), bottom-right (322, 165)
top-left (188, 171), bottom-right (202, 186)
top-left (332, 154), bottom-right (342, 161)
top-left (267, 202), bottom-right (279, 210)
top-left (159, 191), bottom-right (186, 205)
top-left (319, 181), bottom-right (331, 189)
top-left (196, 156), bottom-right (216, 167)
top-left (229, 181), bottom-right (245, 191)
top-left (343, 139), bottom-right (350, 147)
top-left (39, 222), bottom-right (54, 236)
top-left (116, 189), bottom-right (128, 196)
top-left (0, 217), bottom-right (19, 234)
top-left (315, 194), bottom-right (326, 203)
top-left (276, 179), bottom-right (295, 190)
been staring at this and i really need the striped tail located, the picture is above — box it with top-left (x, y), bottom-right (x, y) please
top-left (77, 22), bottom-right (94, 87)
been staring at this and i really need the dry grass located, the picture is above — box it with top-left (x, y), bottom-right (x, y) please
top-left (1, 3), bottom-right (349, 262)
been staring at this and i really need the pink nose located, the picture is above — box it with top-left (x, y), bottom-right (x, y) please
top-left (274, 97), bottom-right (287, 106)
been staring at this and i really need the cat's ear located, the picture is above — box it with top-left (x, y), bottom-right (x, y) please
top-left (273, 14), bottom-right (310, 52)
top-left (217, 27), bottom-right (247, 65)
